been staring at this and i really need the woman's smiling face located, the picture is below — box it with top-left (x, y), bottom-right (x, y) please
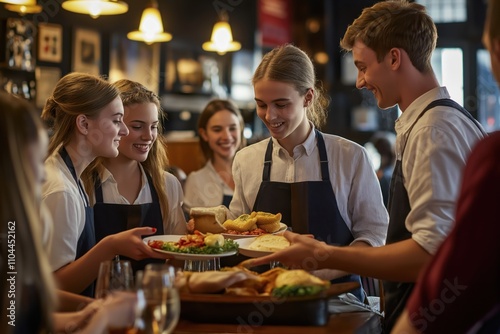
top-left (200, 109), bottom-right (241, 161)
top-left (118, 102), bottom-right (159, 162)
top-left (254, 79), bottom-right (308, 142)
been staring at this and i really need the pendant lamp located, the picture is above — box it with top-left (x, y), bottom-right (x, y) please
top-left (127, 0), bottom-right (172, 44)
top-left (4, 0), bottom-right (41, 14)
top-left (62, 0), bottom-right (128, 19)
top-left (202, 11), bottom-right (241, 55)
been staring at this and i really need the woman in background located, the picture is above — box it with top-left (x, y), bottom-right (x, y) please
top-left (183, 99), bottom-right (246, 213)
top-left (41, 73), bottom-right (166, 297)
top-left (0, 91), bottom-right (136, 334)
top-left (83, 79), bottom-right (186, 271)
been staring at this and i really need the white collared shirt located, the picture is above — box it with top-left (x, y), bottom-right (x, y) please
top-left (395, 86), bottom-right (486, 254)
top-left (42, 151), bottom-right (87, 271)
top-left (183, 160), bottom-right (234, 213)
top-left (98, 164), bottom-right (187, 235)
top-left (229, 125), bottom-right (389, 247)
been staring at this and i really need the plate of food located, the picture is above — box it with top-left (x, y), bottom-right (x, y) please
top-left (176, 267), bottom-right (360, 326)
top-left (222, 222), bottom-right (288, 239)
top-left (144, 232), bottom-right (238, 260)
top-left (235, 234), bottom-right (290, 257)
top-left (189, 207), bottom-right (287, 239)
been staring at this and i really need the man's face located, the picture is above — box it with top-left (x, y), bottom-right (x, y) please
top-left (352, 40), bottom-right (398, 110)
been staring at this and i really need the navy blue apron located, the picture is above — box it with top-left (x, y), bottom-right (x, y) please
top-left (252, 129), bottom-right (363, 300)
top-left (383, 99), bottom-right (487, 332)
top-left (93, 171), bottom-right (164, 273)
top-left (59, 147), bottom-right (95, 297)
top-left (222, 194), bottom-right (232, 207)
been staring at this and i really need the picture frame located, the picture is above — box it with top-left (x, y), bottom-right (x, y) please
top-left (38, 23), bottom-right (62, 63)
top-left (5, 18), bottom-right (36, 71)
top-left (35, 66), bottom-right (61, 108)
top-left (109, 33), bottom-right (160, 93)
top-left (72, 27), bottom-right (101, 75)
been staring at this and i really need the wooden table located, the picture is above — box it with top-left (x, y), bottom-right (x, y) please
top-left (173, 312), bottom-right (381, 334)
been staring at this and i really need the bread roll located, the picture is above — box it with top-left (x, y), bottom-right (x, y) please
top-left (190, 206), bottom-right (227, 233)
top-left (248, 234), bottom-right (290, 252)
top-left (274, 270), bottom-right (329, 288)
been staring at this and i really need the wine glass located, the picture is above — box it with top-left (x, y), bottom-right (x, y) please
top-left (183, 258), bottom-right (221, 272)
top-left (134, 264), bottom-right (180, 334)
top-left (95, 259), bottom-right (133, 299)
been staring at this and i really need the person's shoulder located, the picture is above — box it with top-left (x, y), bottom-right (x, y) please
top-left (185, 163), bottom-right (212, 181)
top-left (321, 132), bottom-right (365, 152)
top-left (235, 138), bottom-right (269, 158)
top-left (163, 170), bottom-right (183, 190)
top-left (43, 155), bottom-right (73, 195)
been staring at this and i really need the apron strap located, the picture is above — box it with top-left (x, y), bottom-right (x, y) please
top-left (262, 130), bottom-right (329, 182)
top-left (262, 138), bottom-right (273, 182)
top-left (94, 168), bottom-right (160, 204)
top-left (402, 98), bottom-right (487, 154)
top-left (94, 172), bottom-right (104, 203)
top-left (315, 130), bottom-right (330, 181)
top-left (59, 146), bottom-right (90, 207)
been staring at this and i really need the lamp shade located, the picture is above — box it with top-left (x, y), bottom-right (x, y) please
top-left (4, 0), bottom-right (41, 14)
top-left (127, 1), bottom-right (172, 44)
top-left (62, 0), bottom-right (128, 19)
top-left (0, 0), bottom-right (34, 4)
top-left (202, 20), bottom-right (241, 55)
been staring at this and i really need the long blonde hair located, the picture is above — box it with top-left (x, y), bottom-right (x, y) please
top-left (0, 92), bottom-right (56, 333)
top-left (83, 79), bottom-right (170, 220)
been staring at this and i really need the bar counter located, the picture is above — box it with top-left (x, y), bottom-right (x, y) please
top-left (173, 311), bottom-right (381, 333)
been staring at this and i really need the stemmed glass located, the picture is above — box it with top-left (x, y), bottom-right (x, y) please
top-left (95, 259), bottom-right (134, 299)
top-left (134, 264), bottom-right (181, 334)
top-left (183, 258), bottom-right (221, 272)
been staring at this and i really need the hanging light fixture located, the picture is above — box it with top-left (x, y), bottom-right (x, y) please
top-left (202, 11), bottom-right (241, 55)
top-left (4, 0), bottom-right (42, 14)
top-left (62, 0), bottom-right (128, 19)
top-left (127, 0), bottom-right (172, 45)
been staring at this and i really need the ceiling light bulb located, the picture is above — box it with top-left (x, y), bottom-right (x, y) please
top-left (127, 1), bottom-right (172, 44)
top-left (62, 0), bottom-right (128, 19)
top-left (203, 20), bottom-right (241, 55)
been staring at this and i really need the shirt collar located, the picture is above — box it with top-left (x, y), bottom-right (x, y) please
top-left (395, 86), bottom-right (450, 135)
top-left (270, 122), bottom-right (317, 157)
top-left (101, 163), bottom-right (148, 188)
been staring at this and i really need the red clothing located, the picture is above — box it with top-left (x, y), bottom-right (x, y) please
top-left (407, 131), bottom-right (500, 333)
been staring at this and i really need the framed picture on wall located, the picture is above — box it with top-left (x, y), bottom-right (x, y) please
top-left (72, 27), bottom-right (101, 75)
top-left (5, 18), bottom-right (35, 71)
top-left (38, 23), bottom-right (62, 63)
top-left (35, 66), bottom-right (61, 108)
top-left (108, 33), bottom-right (160, 93)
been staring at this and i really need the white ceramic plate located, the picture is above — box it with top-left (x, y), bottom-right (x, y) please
top-left (221, 223), bottom-right (288, 240)
top-left (143, 235), bottom-right (238, 261)
top-left (234, 237), bottom-right (281, 258)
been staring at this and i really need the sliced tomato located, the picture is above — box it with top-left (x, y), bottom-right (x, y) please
top-left (147, 240), bottom-right (164, 249)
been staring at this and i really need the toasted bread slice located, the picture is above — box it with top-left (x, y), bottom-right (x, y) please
top-left (252, 211), bottom-right (282, 225)
top-left (223, 214), bottom-right (258, 232)
top-left (248, 234), bottom-right (290, 252)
